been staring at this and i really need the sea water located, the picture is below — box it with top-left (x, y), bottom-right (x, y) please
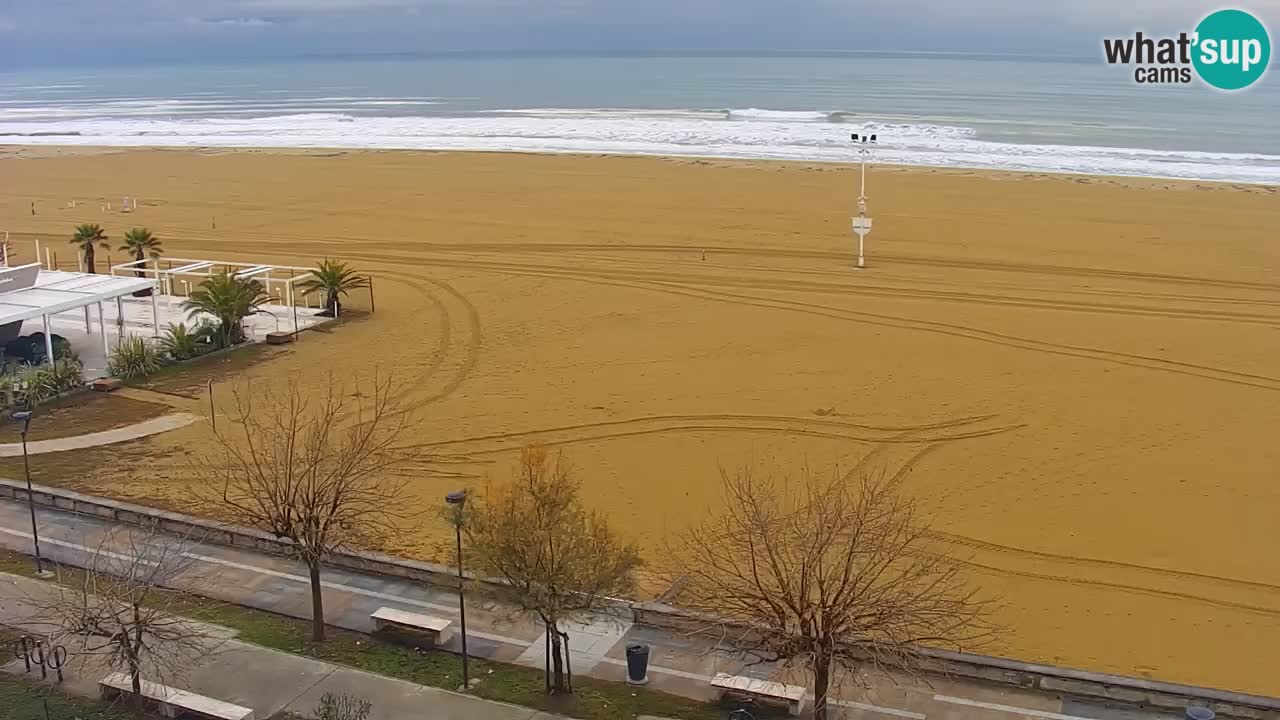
top-left (1, 53), bottom-right (1277, 184)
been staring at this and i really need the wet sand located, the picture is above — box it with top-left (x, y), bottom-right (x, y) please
top-left (1, 146), bottom-right (1278, 694)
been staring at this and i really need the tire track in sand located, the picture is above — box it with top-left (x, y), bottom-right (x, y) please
top-left (311, 249), bottom-right (1280, 391)
top-left (321, 272), bottom-right (458, 425)
top-left (950, 554), bottom-right (1280, 618)
top-left (244, 234), bottom-right (1280, 294)
top-left (392, 272), bottom-right (483, 409)
top-left (401, 413), bottom-right (1021, 454)
top-left (316, 250), bottom-right (1280, 328)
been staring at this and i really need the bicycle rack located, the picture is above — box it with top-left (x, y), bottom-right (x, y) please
top-left (12, 635), bottom-right (68, 683)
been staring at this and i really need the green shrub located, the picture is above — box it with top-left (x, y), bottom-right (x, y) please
top-left (45, 356), bottom-right (83, 393)
top-left (158, 322), bottom-right (211, 361)
top-left (108, 335), bottom-right (164, 380)
top-left (13, 356), bottom-right (83, 407)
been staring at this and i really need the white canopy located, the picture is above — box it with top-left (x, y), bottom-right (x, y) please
top-left (0, 266), bottom-right (154, 326)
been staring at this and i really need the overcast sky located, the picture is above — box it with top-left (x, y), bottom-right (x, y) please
top-left (2, 0), bottom-right (1278, 67)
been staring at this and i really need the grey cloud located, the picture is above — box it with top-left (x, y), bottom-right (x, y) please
top-left (187, 16), bottom-right (278, 27)
top-left (3, 0), bottom-right (1278, 66)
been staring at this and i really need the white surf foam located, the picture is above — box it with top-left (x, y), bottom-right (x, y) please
top-left (0, 108), bottom-right (1275, 184)
top-left (728, 108), bottom-right (830, 121)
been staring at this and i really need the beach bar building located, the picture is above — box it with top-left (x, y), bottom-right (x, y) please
top-left (0, 262), bottom-right (156, 367)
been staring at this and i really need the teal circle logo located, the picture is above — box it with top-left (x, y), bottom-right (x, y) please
top-left (1192, 9), bottom-right (1271, 90)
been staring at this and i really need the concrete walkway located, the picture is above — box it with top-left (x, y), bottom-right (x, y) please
top-left (0, 495), bottom-right (1172, 720)
top-left (0, 412), bottom-right (199, 456)
top-left (0, 572), bottom-right (560, 720)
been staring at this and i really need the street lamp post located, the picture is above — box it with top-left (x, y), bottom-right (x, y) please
top-left (11, 411), bottom-right (46, 575)
top-left (851, 132), bottom-right (878, 269)
top-left (445, 490), bottom-right (470, 690)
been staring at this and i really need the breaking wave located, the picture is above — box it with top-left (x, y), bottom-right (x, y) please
top-left (1, 105), bottom-right (1276, 184)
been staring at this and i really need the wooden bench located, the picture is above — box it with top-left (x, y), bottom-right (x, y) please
top-left (370, 606), bottom-right (452, 648)
top-left (99, 672), bottom-right (254, 720)
top-left (711, 672), bottom-right (807, 716)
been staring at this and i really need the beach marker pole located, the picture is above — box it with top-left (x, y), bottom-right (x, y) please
top-left (45, 248), bottom-right (51, 269)
top-left (850, 132), bottom-right (878, 269)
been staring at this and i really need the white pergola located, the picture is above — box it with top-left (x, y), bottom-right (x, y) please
top-left (0, 264), bottom-right (157, 364)
top-left (112, 257), bottom-right (318, 332)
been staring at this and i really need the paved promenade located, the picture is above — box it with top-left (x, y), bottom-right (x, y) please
top-left (0, 495), bottom-right (1172, 720)
top-left (1, 572), bottom-right (560, 720)
top-left (0, 413), bottom-right (199, 457)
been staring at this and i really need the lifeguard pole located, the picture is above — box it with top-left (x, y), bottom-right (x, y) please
top-left (851, 132), bottom-right (877, 269)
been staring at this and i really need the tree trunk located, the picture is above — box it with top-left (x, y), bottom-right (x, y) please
top-left (130, 602), bottom-right (144, 706)
top-left (813, 653), bottom-right (832, 720)
top-left (543, 623), bottom-right (552, 693)
top-left (549, 622), bottom-right (567, 694)
top-left (561, 629), bottom-right (573, 693)
top-left (308, 559), bottom-right (326, 642)
top-left (85, 247), bottom-right (95, 274)
top-left (129, 655), bottom-right (141, 695)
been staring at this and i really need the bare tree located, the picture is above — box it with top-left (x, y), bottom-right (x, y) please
top-left (32, 526), bottom-right (221, 706)
top-left (198, 373), bottom-right (421, 642)
top-left (464, 445), bottom-right (642, 694)
top-left (664, 466), bottom-right (995, 720)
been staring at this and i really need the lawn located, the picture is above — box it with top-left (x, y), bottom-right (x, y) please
top-left (0, 550), bottom-right (719, 720)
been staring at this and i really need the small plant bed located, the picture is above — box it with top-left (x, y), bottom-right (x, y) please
top-left (107, 322), bottom-right (229, 383)
top-left (0, 393), bottom-right (171, 444)
top-left (0, 550), bottom-right (719, 720)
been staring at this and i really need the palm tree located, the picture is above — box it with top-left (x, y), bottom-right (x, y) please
top-left (120, 227), bottom-right (162, 268)
top-left (298, 259), bottom-right (370, 317)
top-left (121, 228), bottom-right (163, 296)
top-left (183, 270), bottom-right (268, 348)
top-left (70, 224), bottom-right (109, 274)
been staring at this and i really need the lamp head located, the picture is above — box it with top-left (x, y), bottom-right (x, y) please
top-left (445, 490), bottom-right (466, 506)
top-left (11, 410), bottom-right (32, 431)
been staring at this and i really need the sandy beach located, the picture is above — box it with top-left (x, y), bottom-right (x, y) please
top-left (1, 146), bottom-right (1278, 695)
